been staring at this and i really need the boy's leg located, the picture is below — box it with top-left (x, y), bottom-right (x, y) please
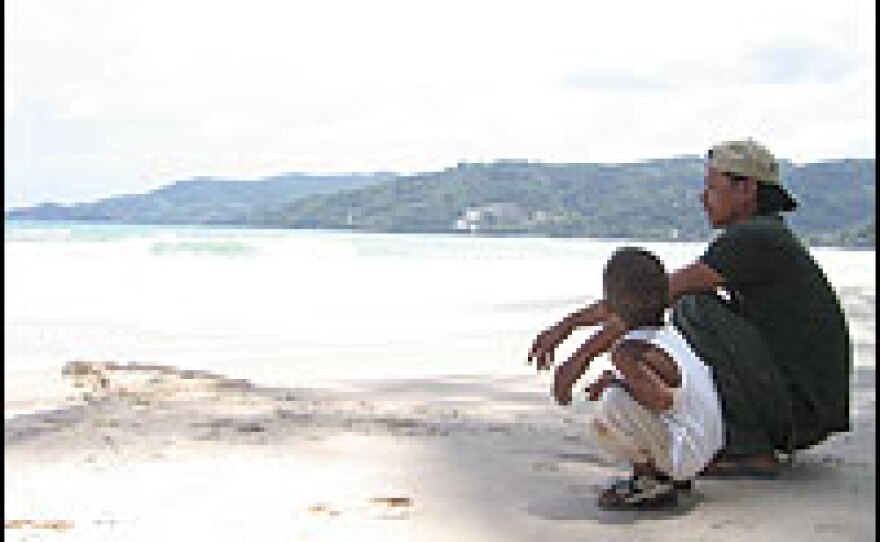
top-left (588, 386), bottom-right (686, 508)
top-left (588, 385), bottom-right (673, 476)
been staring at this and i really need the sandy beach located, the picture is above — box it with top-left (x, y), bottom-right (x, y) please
top-left (6, 0), bottom-right (876, 536)
top-left (5, 285), bottom-right (875, 542)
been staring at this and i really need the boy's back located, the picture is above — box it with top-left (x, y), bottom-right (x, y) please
top-left (614, 324), bottom-right (724, 481)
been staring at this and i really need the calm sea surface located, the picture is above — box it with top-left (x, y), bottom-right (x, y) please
top-left (5, 221), bottom-right (874, 386)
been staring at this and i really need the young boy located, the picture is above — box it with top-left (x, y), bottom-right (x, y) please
top-left (552, 247), bottom-right (724, 509)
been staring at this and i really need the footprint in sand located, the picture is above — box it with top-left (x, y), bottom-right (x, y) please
top-left (304, 497), bottom-right (414, 521)
top-left (306, 504), bottom-right (341, 517)
top-left (368, 496), bottom-right (414, 520)
top-left (531, 461), bottom-right (560, 472)
top-left (5, 519), bottom-right (74, 531)
top-left (234, 422), bottom-right (266, 434)
top-left (369, 497), bottom-right (412, 507)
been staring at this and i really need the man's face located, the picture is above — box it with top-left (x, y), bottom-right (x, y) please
top-left (701, 167), bottom-right (754, 228)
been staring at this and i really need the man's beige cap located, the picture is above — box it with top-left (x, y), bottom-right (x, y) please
top-left (707, 138), bottom-right (780, 185)
top-left (707, 138), bottom-right (798, 212)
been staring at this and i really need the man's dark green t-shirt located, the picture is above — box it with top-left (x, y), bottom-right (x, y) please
top-left (700, 214), bottom-right (852, 448)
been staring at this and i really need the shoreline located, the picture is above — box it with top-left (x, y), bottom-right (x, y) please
top-left (6, 218), bottom-right (876, 251)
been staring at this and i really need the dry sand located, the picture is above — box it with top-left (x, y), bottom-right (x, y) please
top-left (5, 286), bottom-right (875, 542)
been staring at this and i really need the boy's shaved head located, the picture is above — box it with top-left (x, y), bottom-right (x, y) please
top-left (603, 247), bottom-right (669, 328)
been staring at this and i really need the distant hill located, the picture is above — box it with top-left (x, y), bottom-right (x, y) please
top-left (6, 158), bottom-right (875, 247)
top-left (6, 173), bottom-right (394, 225)
top-left (256, 157), bottom-right (875, 247)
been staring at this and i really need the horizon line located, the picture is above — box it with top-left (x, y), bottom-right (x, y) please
top-left (6, 153), bottom-right (875, 211)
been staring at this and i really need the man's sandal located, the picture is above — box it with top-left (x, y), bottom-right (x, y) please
top-left (699, 455), bottom-right (781, 479)
top-left (597, 475), bottom-right (682, 510)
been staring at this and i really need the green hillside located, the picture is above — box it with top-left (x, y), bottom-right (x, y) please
top-left (6, 173), bottom-right (393, 225)
top-left (256, 158), bottom-right (875, 247)
top-left (7, 158), bottom-right (875, 247)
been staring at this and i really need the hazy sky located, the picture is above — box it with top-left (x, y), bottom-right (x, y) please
top-left (5, 0), bottom-right (876, 207)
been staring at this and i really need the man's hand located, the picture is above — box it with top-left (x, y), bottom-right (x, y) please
top-left (528, 323), bottom-right (569, 370)
top-left (553, 359), bottom-right (580, 406)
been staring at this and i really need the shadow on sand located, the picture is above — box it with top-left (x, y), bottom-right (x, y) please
top-left (5, 362), bottom-right (874, 533)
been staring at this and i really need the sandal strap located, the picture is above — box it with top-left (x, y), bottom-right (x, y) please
top-left (603, 475), bottom-right (676, 505)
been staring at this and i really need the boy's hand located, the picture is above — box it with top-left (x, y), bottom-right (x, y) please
top-left (585, 370), bottom-right (621, 401)
top-left (529, 323), bottom-right (568, 371)
top-left (553, 359), bottom-right (578, 406)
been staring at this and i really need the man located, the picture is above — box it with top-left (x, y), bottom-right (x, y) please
top-left (529, 139), bottom-right (852, 476)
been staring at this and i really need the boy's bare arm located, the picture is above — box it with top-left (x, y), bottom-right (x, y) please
top-left (609, 341), bottom-right (675, 412)
top-left (552, 316), bottom-right (627, 405)
top-left (531, 300), bottom-right (612, 370)
top-left (562, 299), bottom-right (612, 330)
top-left (534, 262), bottom-right (720, 372)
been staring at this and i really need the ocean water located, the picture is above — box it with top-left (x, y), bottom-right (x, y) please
top-left (4, 221), bottom-right (875, 388)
